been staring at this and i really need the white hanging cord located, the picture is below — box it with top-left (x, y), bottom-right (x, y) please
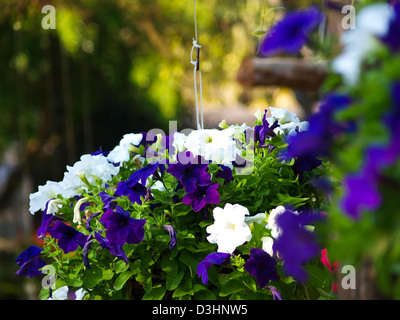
top-left (190, 0), bottom-right (204, 130)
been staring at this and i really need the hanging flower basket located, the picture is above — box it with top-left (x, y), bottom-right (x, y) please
top-left (16, 107), bottom-right (333, 300)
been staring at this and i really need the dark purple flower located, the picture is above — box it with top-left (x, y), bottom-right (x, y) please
top-left (267, 286), bottom-right (282, 300)
top-left (115, 163), bottom-right (161, 204)
top-left (163, 225), bottom-right (177, 250)
top-left (85, 211), bottom-right (102, 232)
top-left (197, 252), bottom-right (231, 284)
top-left (341, 170), bottom-right (381, 220)
top-left (182, 183), bottom-right (220, 212)
top-left (254, 110), bottom-right (279, 147)
top-left (167, 151), bottom-right (211, 192)
top-left (15, 246), bottom-right (46, 278)
top-left (37, 201), bottom-right (59, 239)
top-left (99, 191), bottom-right (118, 211)
top-left (244, 248), bottom-right (279, 288)
top-left (49, 221), bottom-right (88, 254)
top-left (273, 209), bottom-right (322, 282)
top-left (100, 206), bottom-right (146, 247)
top-left (215, 165), bottom-right (233, 183)
top-left (259, 6), bottom-right (324, 57)
top-left (83, 234), bottom-right (94, 269)
top-left (91, 146), bottom-right (110, 157)
top-left (381, 2), bottom-right (400, 52)
top-left (287, 93), bottom-right (353, 173)
top-left (94, 231), bottom-right (128, 263)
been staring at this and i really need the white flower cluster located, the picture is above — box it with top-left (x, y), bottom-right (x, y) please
top-left (332, 3), bottom-right (395, 85)
top-left (29, 154), bottom-right (119, 215)
top-left (205, 203), bottom-right (297, 256)
top-left (255, 107), bottom-right (309, 138)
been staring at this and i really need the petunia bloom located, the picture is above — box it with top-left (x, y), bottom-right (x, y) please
top-left (167, 151), bottom-right (211, 192)
top-left (287, 93), bottom-right (353, 174)
top-left (94, 231), bottom-right (128, 263)
top-left (15, 246), bottom-right (46, 278)
top-left (49, 221), bottom-right (88, 254)
top-left (100, 206), bottom-right (146, 247)
top-left (197, 252), bottom-right (231, 284)
top-left (259, 6), bottom-right (324, 57)
top-left (273, 209), bottom-right (322, 282)
top-left (244, 248), bottom-right (279, 288)
top-left (254, 109), bottom-right (280, 147)
top-left (115, 163), bottom-right (160, 204)
top-left (206, 203), bottom-right (252, 254)
top-left (163, 225), bottom-right (177, 250)
top-left (182, 183), bottom-right (220, 213)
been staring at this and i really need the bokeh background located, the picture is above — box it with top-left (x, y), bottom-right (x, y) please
top-left (0, 0), bottom-right (331, 299)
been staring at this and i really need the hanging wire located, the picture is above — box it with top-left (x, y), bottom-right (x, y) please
top-left (190, 0), bottom-right (204, 130)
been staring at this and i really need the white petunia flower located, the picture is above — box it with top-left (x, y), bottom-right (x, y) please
top-left (184, 129), bottom-right (241, 165)
top-left (265, 107), bottom-right (309, 137)
top-left (172, 132), bottom-right (187, 154)
top-left (61, 154), bottom-right (119, 199)
top-left (107, 133), bottom-right (143, 164)
top-left (206, 203), bottom-right (252, 254)
top-left (29, 180), bottom-right (64, 214)
top-left (74, 288), bottom-right (88, 300)
top-left (47, 286), bottom-right (69, 300)
top-left (261, 236), bottom-right (274, 257)
top-left (332, 3), bottom-right (395, 86)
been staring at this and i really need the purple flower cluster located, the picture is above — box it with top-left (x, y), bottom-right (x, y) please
top-left (273, 208), bottom-right (322, 282)
top-left (287, 93), bottom-right (353, 174)
top-left (341, 83), bottom-right (400, 219)
top-left (168, 151), bottom-right (221, 212)
top-left (259, 6), bottom-right (324, 57)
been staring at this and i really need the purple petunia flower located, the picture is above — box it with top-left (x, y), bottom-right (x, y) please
top-left (49, 221), bottom-right (88, 254)
top-left (259, 6), bottom-right (324, 57)
top-left (244, 248), bottom-right (279, 288)
top-left (182, 183), bottom-right (220, 212)
top-left (100, 206), bottom-right (146, 247)
top-left (287, 93), bottom-right (353, 174)
top-left (115, 163), bottom-right (161, 204)
top-left (167, 151), bottom-right (211, 192)
top-left (341, 83), bottom-right (400, 219)
top-left (37, 201), bottom-right (59, 239)
top-left (273, 209), bottom-right (322, 282)
top-left (381, 2), bottom-right (400, 52)
top-left (288, 93), bottom-right (353, 159)
top-left (94, 231), bottom-right (128, 263)
top-left (83, 234), bottom-right (94, 269)
top-left (15, 246), bottom-right (46, 278)
top-left (254, 110), bottom-right (279, 148)
top-left (99, 191), bottom-right (118, 211)
top-left (197, 252), bottom-right (231, 284)
top-left (341, 167), bottom-right (382, 220)
top-left (215, 164), bottom-right (233, 183)
top-left (163, 225), bottom-right (177, 250)
top-left (267, 286), bottom-right (282, 300)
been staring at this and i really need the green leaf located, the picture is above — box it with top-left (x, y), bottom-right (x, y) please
top-left (304, 265), bottom-right (331, 289)
top-left (114, 270), bottom-right (134, 291)
top-left (142, 285), bottom-right (167, 300)
top-left (82, 266), bottom-right (103, 288)
top-left (161, 254), bottom-right (178, 277)
top-left (242, 275), bottom-right (257, 292)
top-left (219, 279), bottom-right (243, 297)
top-left (114, 260), bottom-right (129, 274)
top-left (179, 250), bottom-right (199, 277)
top-left (166, 270), bottom-right (185, 291)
